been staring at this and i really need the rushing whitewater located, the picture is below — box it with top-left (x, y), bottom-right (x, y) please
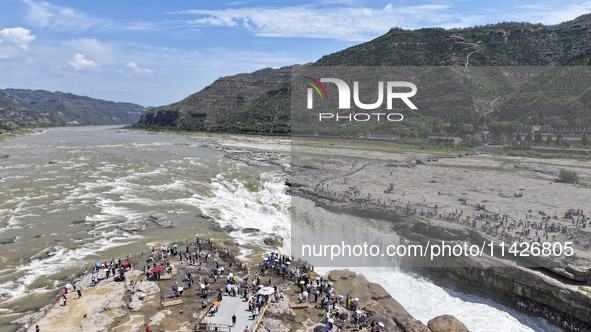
top-left (0, 126), bottom-right (557, 331)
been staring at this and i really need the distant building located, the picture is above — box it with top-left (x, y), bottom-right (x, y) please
top-left (428, 136), bottom-right (462, 145)
top-left (487, 134), bottom-right (516, 145)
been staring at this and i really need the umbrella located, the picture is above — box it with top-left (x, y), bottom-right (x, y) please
top-left (200, 284), bottom-right (206, 289)
top-left (481, 200), bottom-right (490, 203)
top-left (213, 301), bottom-right (220, 306)
top-left (177, 286), bottom-right (183, 292)
top-left (257, 287), bottom-right (274, 296)
top-left (327, 318), bottom-right (334, 323)
top-left (299, 280), bottom-right (305, 285)
top-left (339, 313), bottom-right (348, 320)
top-left (313, 326), bottom-right (329, 332)
top-left (281, 264), bottom-right (285, 268)
top-left (95, 262), bottom-right (102, 268)
top-left (461, 193), bottom-right (468, 195)
top-left (432, 176), bottom-right (438, 178)
top-left (285, 261), bottom-right (291, 265)
top-left (378, 322), bottom-right (385, 327)
top-left (65, 283), bottom-right (73, 291)
top-left (518, 188), bottom-right (526, 191)
top-left (152, 265), bottom-right (165, 273)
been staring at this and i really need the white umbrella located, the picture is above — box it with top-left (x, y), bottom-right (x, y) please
top-left (226, 284), bottom-right (233, 291)
top-left (257, 287), bottom-right (274, 296)
top-left (327, 318), bottom-right (334, 323)
top-left (302, 291), bottom-right (308, 298)
top-left (378, 322), bottom-right (385, 327)
top-left (200, 284), bottom-right (206, 289)
top-left (65, 283), bottom-right (73, 291)
top-left (177, 287), bottom-right (183, 292)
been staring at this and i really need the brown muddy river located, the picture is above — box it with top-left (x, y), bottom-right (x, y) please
top-left (0, 126), bottom-right (289, 329)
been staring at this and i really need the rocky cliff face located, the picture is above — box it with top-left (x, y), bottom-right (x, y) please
top-left (293, 187), bottom-right (591, 327)
top-left (0, 89), bottom-right (146, 128)
top-left (138, 66), bottom-right (292, 133)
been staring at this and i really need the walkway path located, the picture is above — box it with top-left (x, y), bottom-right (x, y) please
top-left (204, 296), bottom-right (254, 331)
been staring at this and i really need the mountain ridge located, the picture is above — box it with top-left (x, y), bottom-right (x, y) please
top-left (0, 89), bottom-right (146, 129)
top-left (135, 14), bottom-right (591, 134)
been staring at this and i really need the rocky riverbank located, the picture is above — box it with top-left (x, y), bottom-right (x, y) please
top-left (10, 238), bottom-right (468, 332)
top-left (287, 143), bottom-right (591, 331)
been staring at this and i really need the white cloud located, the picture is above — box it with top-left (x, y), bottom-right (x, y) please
top-left (63, 38), bottom-right (115, 62)
top-left (23, 0), bottom-right (107, 32)
top-left (172, 2), bottom-right (591, 41)
top-left (509, 1), bottom-right (591, 25)
top-left (0, 27), bottom-right (36, 50)
top-left (0, 27), bottom-right (36, 58)
top-left (126, 62), bottom-right (153, 76)
top-left (174, 4), bottom-right (455, 41)
top-left (62, 53), bottom-right (100, 70)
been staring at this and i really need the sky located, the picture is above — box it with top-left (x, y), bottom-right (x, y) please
top-left (1, 0), bottom-right (591, 107)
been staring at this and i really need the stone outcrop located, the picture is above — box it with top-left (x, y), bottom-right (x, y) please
top-left (328, 269), bottom-right (357, 281)
top-left (331, 270), bottom-right (440, 332)
top-left (128, 279), bottom-right (160, 312)
top-left (149, 213), bottom-right (172, 228)
top-left (428, 315), bottom-right (470, 332)
top-left (263, 235), bottom-right (283, 246)
top-left (118, 222), bottom-right (146, 232)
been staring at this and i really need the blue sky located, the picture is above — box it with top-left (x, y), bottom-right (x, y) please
top-left (1, 0), bottom-right (590, 106)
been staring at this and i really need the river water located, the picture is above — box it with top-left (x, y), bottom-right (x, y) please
top-left (0, 126), bottom-right (558, 331)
